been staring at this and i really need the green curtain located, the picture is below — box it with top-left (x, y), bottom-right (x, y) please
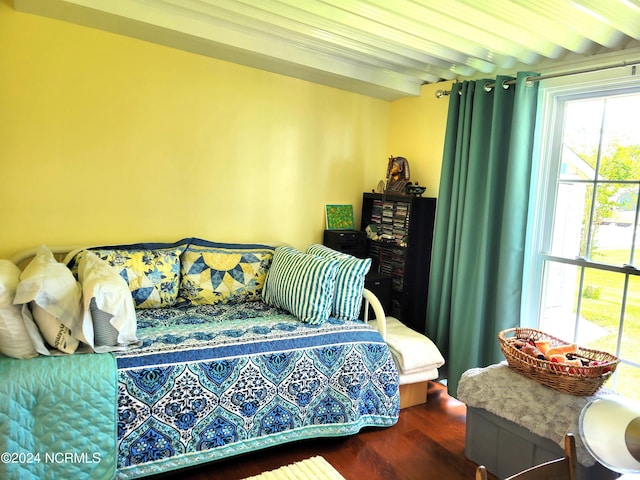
top-left (426, 72), bottom-right (539, 397)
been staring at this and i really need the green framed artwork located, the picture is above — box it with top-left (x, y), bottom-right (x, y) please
top-left (325, 204), bottom-right (355, 230)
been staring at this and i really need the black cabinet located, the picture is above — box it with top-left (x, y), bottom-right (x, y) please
top-left (323, 230), bottom-right (367, 258)
top-left (360, 193), bottom-right (436, 331)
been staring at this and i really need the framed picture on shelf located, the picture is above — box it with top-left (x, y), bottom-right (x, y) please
top-left (325, 204), bottom-right (355, 230)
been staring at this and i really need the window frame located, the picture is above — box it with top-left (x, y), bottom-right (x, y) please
top-left (522, 68), bottom-right (640, 388)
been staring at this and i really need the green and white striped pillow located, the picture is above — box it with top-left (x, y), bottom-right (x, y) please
top-left (262, 246), bottom-right (339, 324)
top-left (306, 244), bottom-right (372, 321)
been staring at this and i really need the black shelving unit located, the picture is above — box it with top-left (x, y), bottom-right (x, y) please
top-left (360, 192), bottom-right (436, 331)
top-left (322, 230), bottom-right (367, 258)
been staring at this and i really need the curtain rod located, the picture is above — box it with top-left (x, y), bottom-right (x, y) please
top-left (434, 59), bottom-right (640, 98)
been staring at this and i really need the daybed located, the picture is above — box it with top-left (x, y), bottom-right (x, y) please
top-left (0, 238), bottom-right (401, 480)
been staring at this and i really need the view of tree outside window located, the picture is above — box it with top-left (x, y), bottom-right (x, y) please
top-left (536, 89), bottom-right (640, 400)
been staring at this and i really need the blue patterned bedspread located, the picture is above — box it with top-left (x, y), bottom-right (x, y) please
top-left (115, 301), bottom-right (400, 479)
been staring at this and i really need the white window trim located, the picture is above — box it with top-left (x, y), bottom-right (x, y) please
top-left (522, 68), bottom-right (640, 329)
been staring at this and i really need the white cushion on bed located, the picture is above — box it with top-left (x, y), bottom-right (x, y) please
top-left (0, 259), bottom-right (39, 358)
top-left (262, 246), bottom-right (339, 324)
top-left (305, 244), bottom-right (371, 321)
top-left (13, 245), bottom-right (81, 354)
top-left (77, 251), bottom-right (138, 349)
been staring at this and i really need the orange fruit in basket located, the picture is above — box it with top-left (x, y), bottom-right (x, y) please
top-left (545, 343), bottom-right (577, 358)
top-left (534, 340), bottom-right (552, 355)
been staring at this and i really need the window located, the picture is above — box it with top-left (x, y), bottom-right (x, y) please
top-left (525, 70), bottom-right (640, 401)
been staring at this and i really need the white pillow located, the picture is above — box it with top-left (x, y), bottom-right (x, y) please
top-left (13, 245), bottom-right (81, 354)
top-left (0, 259), bottom-right (38, 358)
top-left (78, 251), bottom-right (138, 350)
top-left (29, 303), bottom-right (79, 354)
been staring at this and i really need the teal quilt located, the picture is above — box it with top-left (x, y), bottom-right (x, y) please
top-left (0, 353), bottom-right (118, 480)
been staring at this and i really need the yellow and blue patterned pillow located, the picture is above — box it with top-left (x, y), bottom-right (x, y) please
top-left (69, 247), bottom-right (184, 309)
top-left (177, 242), bottom-right (275, 306)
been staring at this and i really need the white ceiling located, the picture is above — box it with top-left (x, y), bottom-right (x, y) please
top-left (14, 0), bottom-right (640, 100)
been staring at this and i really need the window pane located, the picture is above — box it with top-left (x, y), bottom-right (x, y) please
top-left (621, 275), bottom-right (640, 366)
top-left (560, 99), bottom-right (604, 181)
top-left (600, 94), bottom-right (640, 183)
top-left (559, 144), bottom-right (594, 181)
top-left (609, 363), bottom-right (640, 401)
top-left (539, 262), bottom-right (624, 349)
top-left (539, 261), bottom-right (580, 340)
top-left (592, 183), bottom-right (637, 265)
top-left (550, 183), bottom-right (591, 257)
top-left (579, 267), bottom-right (623, 357)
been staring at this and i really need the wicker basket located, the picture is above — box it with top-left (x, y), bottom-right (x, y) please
top-left (498, 328), bottom-right (620, 396)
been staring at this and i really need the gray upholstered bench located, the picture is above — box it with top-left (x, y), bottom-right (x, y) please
top-left (458, 363), bottom-right (617, 480)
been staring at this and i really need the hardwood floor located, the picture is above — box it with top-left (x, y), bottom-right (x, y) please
top-left (155, 382), bottom-right (496, 480)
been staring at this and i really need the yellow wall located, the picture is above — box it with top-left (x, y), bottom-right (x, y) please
top-left (0, 2), bottom-right (392, 258)
top-left (0, 2), bottom-right (450, 260)
top-left (387, 82), bottom-right (452, 197)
